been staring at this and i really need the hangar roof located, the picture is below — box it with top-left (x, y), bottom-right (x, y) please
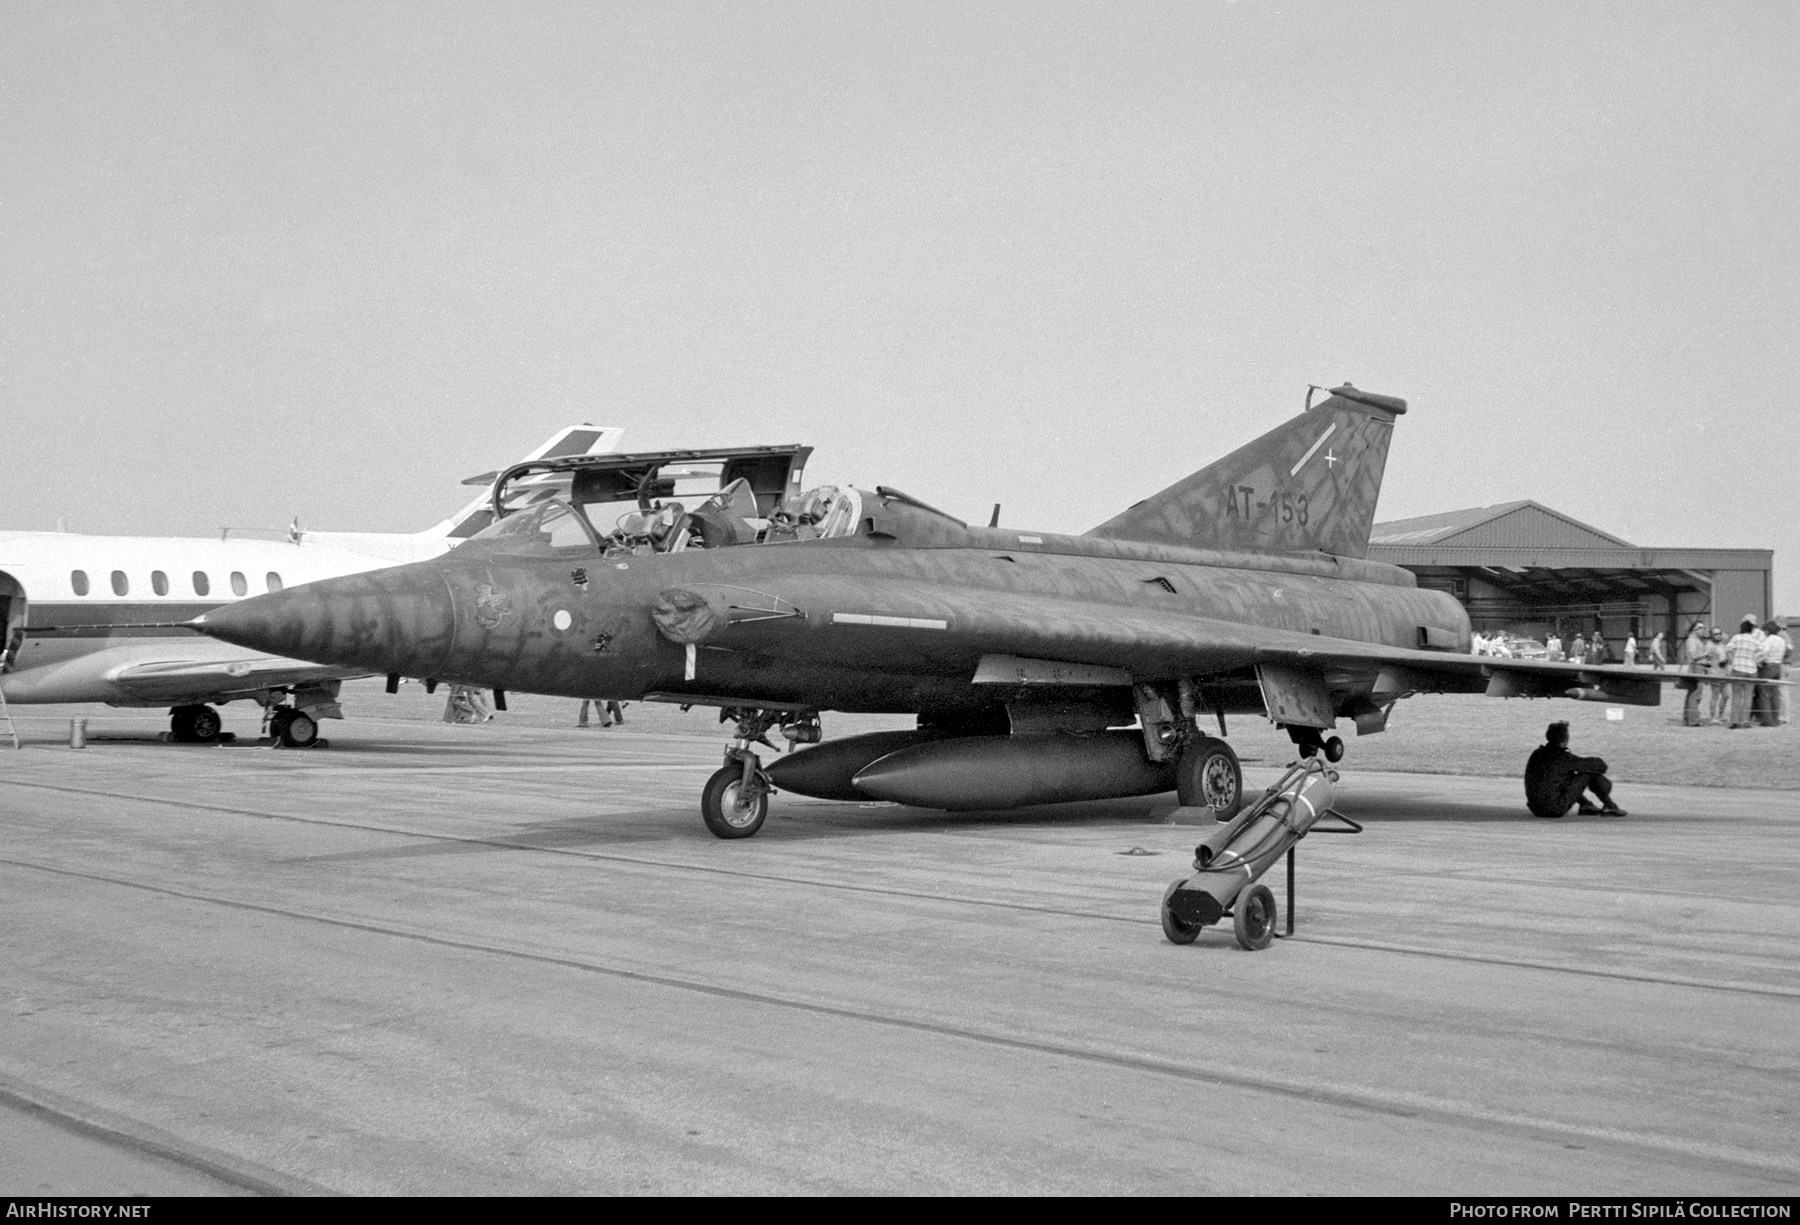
top-left (1369, 501), bottom-right (1632, 549)
top-left (1366, 499), bottom-right (1772, 625)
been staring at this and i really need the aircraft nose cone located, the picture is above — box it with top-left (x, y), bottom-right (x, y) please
top-left (193, 562), bottom-right (456, 678)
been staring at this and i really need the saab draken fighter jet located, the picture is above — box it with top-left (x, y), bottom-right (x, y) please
top-left (193, 386), bottom-right (1677, 836)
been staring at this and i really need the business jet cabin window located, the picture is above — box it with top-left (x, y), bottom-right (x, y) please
top-left (152, 571), bottom-right (169, 596)
top-left (266, 572), bottom-right (283, 592)
top-left (192, 571), bottom-right (210, 596)
top-left (71, 570), bottom-right (89, 596)
top-left (111, 571), bottom-right (129, 596)
top-left (230, 572), bottom-right (247, 596)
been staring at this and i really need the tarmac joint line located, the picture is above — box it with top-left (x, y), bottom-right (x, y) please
top-left (0, 1074), bottom-right (333, 1197)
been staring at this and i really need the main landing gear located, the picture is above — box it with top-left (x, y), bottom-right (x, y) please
top-left (699, 708), bottom-right (818, 839)
top-left (1174, 735), bottom-right (1244, 822)
top-left (169, 704), bottom-right (223, 743)
top-left (266, 707), bottom-right (323, 749)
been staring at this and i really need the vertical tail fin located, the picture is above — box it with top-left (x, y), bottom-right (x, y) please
top-left (1086, 385), bottom-right (1405, 558)
top-left (437, 425), bottom-right (627, 539)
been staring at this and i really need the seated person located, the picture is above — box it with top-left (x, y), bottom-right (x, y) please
top-left (1524, 721), bottom-right (1627, 818)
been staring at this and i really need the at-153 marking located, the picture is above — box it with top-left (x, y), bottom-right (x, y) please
top-left (1222, 485), bottom-right (1308, 526)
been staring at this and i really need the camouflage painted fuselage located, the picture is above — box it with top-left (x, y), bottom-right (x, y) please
top-left (201, 501), bottom-right (1471, 719)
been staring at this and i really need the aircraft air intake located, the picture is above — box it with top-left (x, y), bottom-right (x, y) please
top-left (1085, 384), bottom-right (1406, 559)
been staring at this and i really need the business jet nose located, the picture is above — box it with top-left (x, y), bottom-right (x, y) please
top-left (192, 562), bottom-right (456, 678)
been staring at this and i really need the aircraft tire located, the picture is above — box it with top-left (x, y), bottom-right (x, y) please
top-left (188, 705), bottom-right (223, 743)
top-left (1233, 884), bottom-right (1276, 951)
top-left (702, 765), bottom-right (768, 839)
top-left (1323, 735), bottom-right (1345, 763)
top-left (280, 711), bottom-right (318, 749)
top-left (1160, 879), bottom-right (1201, 945)
top-left (1177, 737), bottom-right (1243, 822)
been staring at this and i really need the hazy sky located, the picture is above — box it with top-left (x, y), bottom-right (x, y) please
top-left (4, 2), bottom-right (1796, 607)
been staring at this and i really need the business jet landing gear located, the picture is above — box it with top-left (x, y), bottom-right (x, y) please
top-left (1285, 725), bottom-right (1345, 763)
top-left (169, 704), bottom-right (222, 743)
top-left (267, 707), bottom-right (320, 749)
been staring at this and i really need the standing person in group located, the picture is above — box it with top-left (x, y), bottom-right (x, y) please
top-left (1778, 623), bottom-right (1796, 726)
top-left (1546, 630), bottom-right (1565, 662)
top-left (1680, 622), bottom-right (1709, 726)
top-left (1470, 631), bottom-right (1487, 656)
top-left (1705, 628), bottom-right (1733, 725)
top-left (1649, 631), bottom-right (1668, 670)
top-left (1623, 633), bottom-right (1638, 666)
top-left (1754, 620), bottom-right (1787, 727)
top-left (1722, 619), bottom-right (1762, 729)
top-left (1587, 634), bottom-right (1608, 665)
top-left (1569, 632), bottom-right (1587, 667)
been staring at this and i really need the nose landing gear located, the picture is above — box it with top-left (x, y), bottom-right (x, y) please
top-left (699, 707), bottom-right (818, 839)
top-left (702, 747), bottom-right (771, 839)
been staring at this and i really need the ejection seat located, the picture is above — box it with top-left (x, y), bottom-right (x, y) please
top-left (687, 478), bottom-right (761, 549)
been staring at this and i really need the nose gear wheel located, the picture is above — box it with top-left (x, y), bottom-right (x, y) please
top-left (702, 760), bottom-right (769, 838)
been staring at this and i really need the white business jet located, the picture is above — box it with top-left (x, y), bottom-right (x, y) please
top-left (0, 425), bottom-right (622, 746)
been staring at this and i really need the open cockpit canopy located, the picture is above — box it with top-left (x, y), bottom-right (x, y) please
top-left (472, 444), bottom-right (866, 557)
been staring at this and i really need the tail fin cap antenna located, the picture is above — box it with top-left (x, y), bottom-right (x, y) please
top-left (1308, 383), bottom-right (1407, 416)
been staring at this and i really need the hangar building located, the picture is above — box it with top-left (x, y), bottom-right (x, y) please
top-left (1367, 501), bottom-right (1775, 655)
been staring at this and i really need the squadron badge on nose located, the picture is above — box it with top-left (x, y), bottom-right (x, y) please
top-left (474, 581), bottom-right (512, 629)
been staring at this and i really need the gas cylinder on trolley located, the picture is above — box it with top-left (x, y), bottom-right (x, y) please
top-left (1160, 757), bottom-right (1338, 950)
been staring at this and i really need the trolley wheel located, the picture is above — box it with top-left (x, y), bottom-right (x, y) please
top-left (1233, 884), bottom-right (1276, 951)
top-left (1160, 879), bottom-right (1201, 945)
top-left (702, 764), bottom-right (768, 839)
top-left (1177, 737), bottom-right (1243, 822)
